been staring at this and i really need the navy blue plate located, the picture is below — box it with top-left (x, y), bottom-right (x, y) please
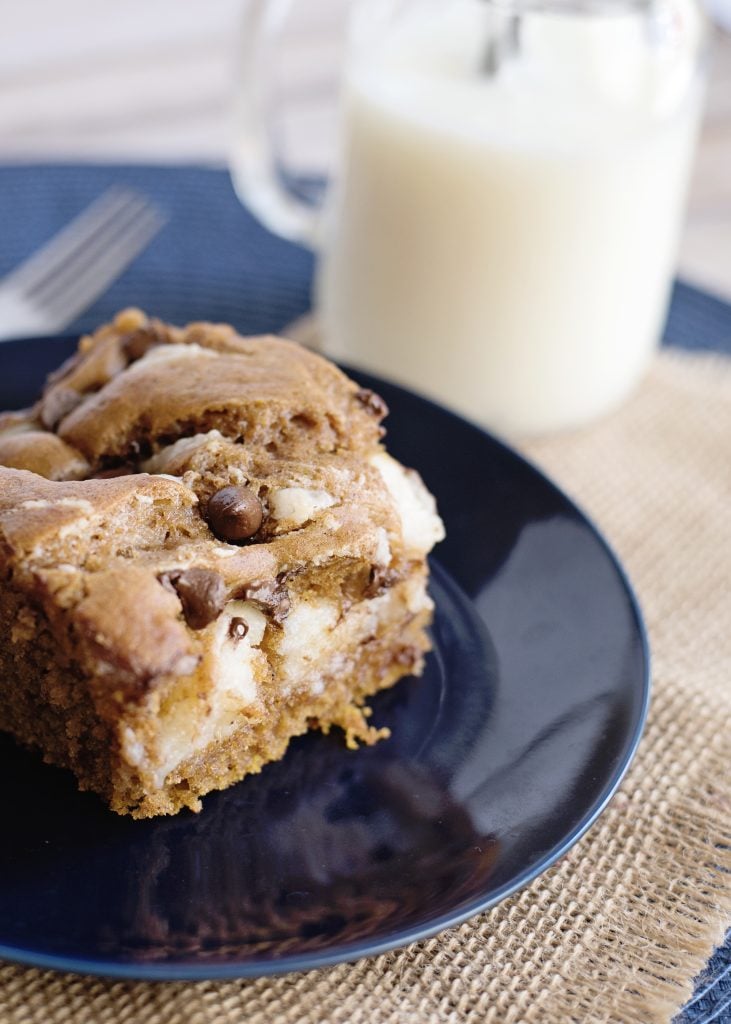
top-left (0, 336), bottom-right (649, 980)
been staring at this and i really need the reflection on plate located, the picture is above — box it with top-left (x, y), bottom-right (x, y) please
top-left (0, 337), bottom-right (649, 980)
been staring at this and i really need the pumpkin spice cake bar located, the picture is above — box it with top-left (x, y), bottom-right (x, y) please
top-left (0, 310), bottom-right (444, 817)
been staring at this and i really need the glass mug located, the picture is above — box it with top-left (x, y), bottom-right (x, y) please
top-left (232, 0), bottom-right (707, 435)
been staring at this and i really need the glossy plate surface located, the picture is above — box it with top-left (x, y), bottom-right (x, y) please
top-left (0, 337), bottom-right (649, 979)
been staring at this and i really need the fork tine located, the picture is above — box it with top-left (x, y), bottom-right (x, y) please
top-left (3, 188), bottom-right (146, 293)
top-left (29, 196), bottom-right (162, 307)
top-left (37, 207), bottom-right (165, 327)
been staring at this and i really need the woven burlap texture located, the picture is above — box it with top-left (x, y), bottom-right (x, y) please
top-left (1, 349), bottom-right (730, 1024)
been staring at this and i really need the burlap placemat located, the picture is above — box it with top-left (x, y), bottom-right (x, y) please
top-left (1, 348), bottom-right (729, 1024)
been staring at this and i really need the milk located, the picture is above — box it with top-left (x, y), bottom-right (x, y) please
top-left (318, 2), bottom-right (704, 435)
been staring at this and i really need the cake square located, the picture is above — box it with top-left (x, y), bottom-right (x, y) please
top-left (0, 311), bottom-right (444, 817)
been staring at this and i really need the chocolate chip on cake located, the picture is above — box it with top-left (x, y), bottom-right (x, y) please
top-left (160, 568), bottom-right (227, 630)
top-left (207, 485), bottom-right (263, 542)
top-left (356, 388), bottom-right (388, 420)
top-left (228, 616), bottom-right (249, 641)
top-left (242, 578), bottom-right (291, 624)
top-left (365, 565), bottom-right (401, 599)
top-left (122, 324), bottom-right (170, 362)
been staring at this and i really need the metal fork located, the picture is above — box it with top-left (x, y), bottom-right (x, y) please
top-left (0, 187), bottom-right (165, 342)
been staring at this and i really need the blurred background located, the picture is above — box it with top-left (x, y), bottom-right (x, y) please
top-left (1, 0), bottom-right (729, 300)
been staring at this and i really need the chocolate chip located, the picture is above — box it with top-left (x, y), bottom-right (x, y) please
top-left (40, 386), bottom-right (84, 430)
top-left (365, 565), bottom-right (400, 599)
top-left (159, 568), bottom-right (227, 630)
top-left (207, 485), bottom-right (263, 543)
top-left (158, 573), bottom-right (179, 597)
top-left (123, 327), bottom-right (164, 362)
top-left (242, 578), bottom-right (290, 624)
top-left (356, 388), bottom-right (388, 420)
top-left (127, 439), bottom-right (148, 460)
top-left (228, 616), bottom-right (249, 641)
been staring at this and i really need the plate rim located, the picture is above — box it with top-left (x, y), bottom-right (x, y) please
top-left (0, 339), bottom-right (651, 981)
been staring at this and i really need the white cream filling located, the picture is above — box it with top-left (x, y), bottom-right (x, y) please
top-left (277, 597), bottom-right (348, 698)
top-left (136, 342), bottom-right (217, 366)
top-left (145, 539), bottom-right (434, 789)
top-left (211, 599), bottom-right (267, 699)
top-left (212, 545), bottom-right (240, 558)
top-left (121, 727), bottom-right (146, 768)
top-left (269, 487), bottom-right (336, 528)
top-left (278, 598), bottom-right (340, 689)
top-left (276, 575), bottom-right (432, 698)
top-left (141, 430), bottom-right (224, 474)
top-left (20, 497), bottom-right (94, 512)
top-left (373, 526), bottom-right (391, 566)
top-left (370, 452), bottom-right (445, 556)
top-left (151, 599), bottom-right (267, 787)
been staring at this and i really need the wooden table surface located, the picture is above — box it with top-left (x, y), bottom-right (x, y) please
top-left (1, 0), bottom-right (729, 300)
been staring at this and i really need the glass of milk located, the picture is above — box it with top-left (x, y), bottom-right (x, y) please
top-left (232, 0), bottom-right (708, 435)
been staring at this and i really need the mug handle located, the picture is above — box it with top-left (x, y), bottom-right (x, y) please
top-left (230, 0), bottom-right (350, 250)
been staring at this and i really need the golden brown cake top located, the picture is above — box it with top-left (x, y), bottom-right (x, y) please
top-left (34, 309), bottom-right (384, 463)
